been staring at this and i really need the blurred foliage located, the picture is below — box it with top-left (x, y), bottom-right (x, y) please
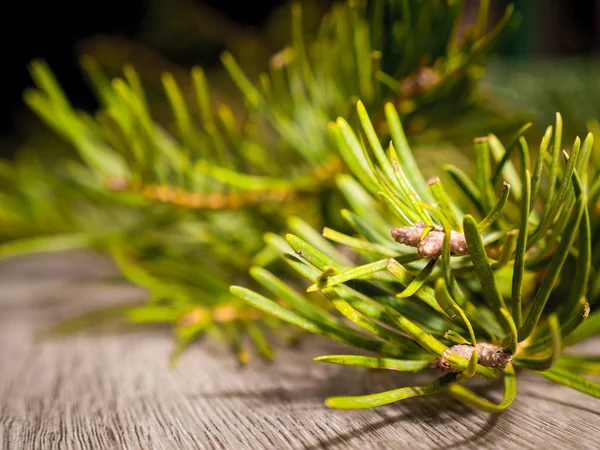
top-left (485, 58), bottom-right (600, 139)
top-left (1, 0), bottom-right (525, 364)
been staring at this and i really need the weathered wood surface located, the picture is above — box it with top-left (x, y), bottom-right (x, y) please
top-left (0, 251), bottom-right (599, 450)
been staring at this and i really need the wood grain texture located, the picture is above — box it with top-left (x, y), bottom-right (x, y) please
top-left (0, 251), bottom-right (598, 450)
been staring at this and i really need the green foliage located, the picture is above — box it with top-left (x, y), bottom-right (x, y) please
top-left (485, 59), bottom-right (600, 137)
top-left (1, 0), bottom-right (594, 419)
top-left (0, 0), bottom-right (517, 364)
top-left (231, 102), bottom-right (599, 410)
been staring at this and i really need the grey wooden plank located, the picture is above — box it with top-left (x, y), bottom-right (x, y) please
top-left (0, 251), bottom-right (598, 450)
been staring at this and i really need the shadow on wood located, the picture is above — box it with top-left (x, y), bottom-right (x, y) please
top-left (1, 251), bottom-right (599, 449)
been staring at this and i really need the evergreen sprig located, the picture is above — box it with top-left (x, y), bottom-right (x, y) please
top-left (0, 1), bottom-right (517, 363)
top-left (231, 102), bottom-right (599, 410)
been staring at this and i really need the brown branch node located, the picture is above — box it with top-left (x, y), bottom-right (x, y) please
top-left (391, 222), bottom-right (468, 259)
top-left (431, 343), bottom-right (512, 372)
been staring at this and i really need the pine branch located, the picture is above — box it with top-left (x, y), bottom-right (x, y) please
top-left (0, 0), bottom-right (518, 363)
top-left (232, 102), bottom-right (599, 410)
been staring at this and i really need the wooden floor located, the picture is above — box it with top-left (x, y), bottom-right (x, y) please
top-left (0, 251), bottom-right (599, 449)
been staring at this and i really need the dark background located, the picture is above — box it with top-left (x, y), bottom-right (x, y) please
top-left (2, 0), bottom-right (599, 153)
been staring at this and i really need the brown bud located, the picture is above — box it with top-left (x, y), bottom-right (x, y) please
top-left (391, 223), bottom-right (469, 259)
top-left (432, 343), bottom-right (512, 373)
top-left (391, 224), bottom-right (422, 247)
